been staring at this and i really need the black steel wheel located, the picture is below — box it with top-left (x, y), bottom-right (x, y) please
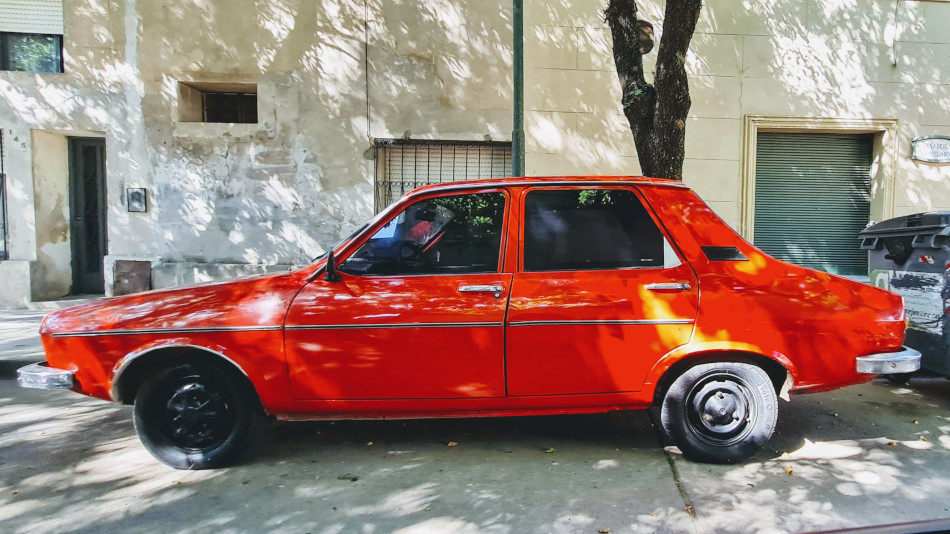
top-left (661, 362), bottom-right (778, 464)
top-left (134, 362), bottom-right (265, 469)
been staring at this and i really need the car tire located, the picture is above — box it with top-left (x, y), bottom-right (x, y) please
top-left (883, 372), bottom-right (912, 386)
top-left (661, 361), bottom-right (777, 464)
top-left (133, 361), bottom-right (266, 469)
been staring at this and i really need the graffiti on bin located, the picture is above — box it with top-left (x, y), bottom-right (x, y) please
top-left (871, 270), bottom-right (946, 335)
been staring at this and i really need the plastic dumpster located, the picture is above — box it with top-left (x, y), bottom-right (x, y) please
top-left (859, 212), bottom-right (950, 376)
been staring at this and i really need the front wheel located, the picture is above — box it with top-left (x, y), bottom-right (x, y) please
top-left (661, 362), bottom-right (778, 464)
top-left (133, 362), bottom-right (266, 469)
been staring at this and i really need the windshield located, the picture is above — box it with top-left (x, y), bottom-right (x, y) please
top-left (310, 223), bottom-right (368, 263)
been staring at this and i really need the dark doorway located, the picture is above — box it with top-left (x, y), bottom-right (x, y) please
top-left (68, 137), bottom-right (107, 294)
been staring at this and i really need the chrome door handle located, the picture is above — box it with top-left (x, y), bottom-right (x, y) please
top-left (645, 282), bottom-right (691, 291)
top-left (458, 285), bottom-right (505, 298)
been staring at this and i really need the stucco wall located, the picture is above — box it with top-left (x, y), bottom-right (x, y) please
top-left (2, 0), bottom-right (950, 306)
top-left (1, 0), bottom-right (514, 303)
top-left (128, 0), bottom-right (514, 270)
top-left (523, 0), bottom-right (950, 231)
top-left (0, 0), bottom-right (131, 301)
top-left (30, 130), bottom-right (71, 299)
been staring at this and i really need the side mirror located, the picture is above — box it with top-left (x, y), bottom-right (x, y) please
top-left (324, 250), bottom-right (342, 282)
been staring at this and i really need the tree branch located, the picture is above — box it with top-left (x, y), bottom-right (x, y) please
top-left (652, 0), bottom-right (701, 179)
top-left (606, 0), bottom-right (701, 180)
top-left (605, 0), bottom-right (658, 176)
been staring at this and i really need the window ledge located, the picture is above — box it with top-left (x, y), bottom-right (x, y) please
top-left (172, 122), bottom-right (261, 140)
top-left (0, 70), bottom-right (66, 77)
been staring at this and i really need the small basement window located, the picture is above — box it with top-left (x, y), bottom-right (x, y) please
top-left (178, 81), bottom-right (258, 124)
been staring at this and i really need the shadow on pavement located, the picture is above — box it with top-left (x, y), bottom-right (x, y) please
top-left (670, 377), bottom-right (950, 534)
top-left (0, 382), bottom-right (694, 534)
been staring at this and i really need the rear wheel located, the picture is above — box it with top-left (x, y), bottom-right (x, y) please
top-left (661, 362), bottom-right (778, 463)
top-left (883, 372), bottom-right (912, 386)
top-left (133, 362), bottom-right (265, 469)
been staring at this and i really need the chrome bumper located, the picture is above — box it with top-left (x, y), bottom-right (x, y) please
top-left (856, 346), bottom-right (922, 375)
top-left (17, 362), bottom-right (75, 390)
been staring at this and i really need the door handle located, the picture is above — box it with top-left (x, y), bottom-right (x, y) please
top-left (645, 282), bottom-right (691, 291)
top-left (458, 285), bottom-right (505, 298)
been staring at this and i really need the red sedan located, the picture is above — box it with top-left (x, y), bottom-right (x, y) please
top-left (19, 176), bottom-right (919, 469)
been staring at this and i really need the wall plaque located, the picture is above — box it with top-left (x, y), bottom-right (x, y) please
top-left (912, 135), bottom-right (950, 163)
top-left (127, 187), bottom-right (147, 212)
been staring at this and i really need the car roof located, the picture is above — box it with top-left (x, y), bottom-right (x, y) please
top-left (408, 175), bottom-right (689, 196)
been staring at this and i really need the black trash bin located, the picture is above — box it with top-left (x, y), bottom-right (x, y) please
top-left (860, 212), bottom-right (950, 376)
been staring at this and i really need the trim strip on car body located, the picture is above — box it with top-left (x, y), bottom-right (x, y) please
top-left (285, 321), bottom-right (503, 331)
top-left (507, 319), bottom-right (694, 327)
top-left (51, 326), bottom-right (282, 338)
top-left (55, 319), bottom-right (691, 337)
top-left (111, 343), bottom-right (252, 403)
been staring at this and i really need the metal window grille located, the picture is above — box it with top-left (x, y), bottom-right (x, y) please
top-left (202, 92), bottom-right (257, 123)
top-left (374, 139), bottom-right (512, 211)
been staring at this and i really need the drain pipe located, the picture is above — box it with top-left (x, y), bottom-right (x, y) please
top-left (511, 0), bottom-right (525, 178)
top-left (0, 129), bottom-right (7, 260)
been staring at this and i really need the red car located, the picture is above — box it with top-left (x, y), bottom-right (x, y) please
top-left (19, 176), bottom-right (919, 469)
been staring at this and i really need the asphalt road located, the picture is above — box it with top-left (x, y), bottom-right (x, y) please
top-left (1, 309), bottom-right (949, 534)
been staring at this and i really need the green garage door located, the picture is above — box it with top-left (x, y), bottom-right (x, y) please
top-left (754, 132), bottom-right (873, 276)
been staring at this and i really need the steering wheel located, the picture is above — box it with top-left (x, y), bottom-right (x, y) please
top-left (397, 241), bottom-right (426, 271)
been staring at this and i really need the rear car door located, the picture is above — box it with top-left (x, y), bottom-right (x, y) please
top-left (506, 186), bottom-right (699, 396)
top-left (284, 190), bottom-right (511, 400)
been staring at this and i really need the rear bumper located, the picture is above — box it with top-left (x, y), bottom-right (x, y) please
top-left (17, 362), bottom-right (75, 390)
top-left (856, 346), bottom-right (922, 375)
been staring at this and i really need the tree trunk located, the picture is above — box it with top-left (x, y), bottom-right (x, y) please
top-left (605, 0), bottom-right (701, 180)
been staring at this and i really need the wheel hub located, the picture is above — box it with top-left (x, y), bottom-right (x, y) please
top-left (164, 381), bottom-right (231, 450)
top-left (689, 378), bottom-right (751, 443)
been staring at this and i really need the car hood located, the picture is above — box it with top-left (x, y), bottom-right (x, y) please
top-left (40, 271), bottom-right (307, 336)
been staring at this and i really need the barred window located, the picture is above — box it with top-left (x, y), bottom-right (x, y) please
top-left (374, 139), bottom-right (511, 211)
top-left (178, 82), bottom-right (258, 124)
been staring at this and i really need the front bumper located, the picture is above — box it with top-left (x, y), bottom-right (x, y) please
top-left (17, 362), bottom-right (75, 390)
top-left (856, 346), bottom-right (921, 375)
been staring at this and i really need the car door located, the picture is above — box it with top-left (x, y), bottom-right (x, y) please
top-left (284, 190), bottom-right (511, 400)
top-left (506, 186), bottom-right (699, 396)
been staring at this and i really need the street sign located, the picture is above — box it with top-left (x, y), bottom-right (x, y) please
top-left (912, 135), bottom-right (950, 163)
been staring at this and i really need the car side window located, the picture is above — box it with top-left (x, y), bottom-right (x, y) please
top-left (340, 192), bottom-right (506, 276)
top-left (523, 188), bottom-right (678, 271)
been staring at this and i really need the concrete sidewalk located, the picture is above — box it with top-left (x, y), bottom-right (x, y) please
top-left (0, 309), bottom-right (47, 363)
top-left (1, 309), bottom-right (949, 534)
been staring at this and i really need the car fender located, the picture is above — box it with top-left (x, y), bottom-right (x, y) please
top-left (644, 340), bottom-right (799, 396)
top-left (110, 338), bottom-right (254, 403)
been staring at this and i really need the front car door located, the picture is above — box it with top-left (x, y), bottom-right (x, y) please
top-left (506, 186), bottom-right (699, 396)
top-left (285, 190), bottom-right (511, 400)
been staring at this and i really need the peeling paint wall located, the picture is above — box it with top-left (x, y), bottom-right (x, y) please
top-left (129, 0), bottom-right (513, 270)
top-left (0, 0), bottom-right (515, 305)
top-left (0, 0), bottom-right (131, 304)
top-left (30, 131), bottom-right (71, 299)
top-left (3, 0), bottom-right (949, 307)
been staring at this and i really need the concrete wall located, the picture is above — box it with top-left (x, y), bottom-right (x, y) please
top-left (30, 130), bottom-right (71, 300)
top-left (127, 0), bottom-right (513, 270)
top-left (0, 0), bottom-right (514, 304)
top-left (523, 0), bottom-right (950, 232)
top-left (2, 0), bottom-right (950, 306)
top-left (0, 0), bottom-right (130, 304)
